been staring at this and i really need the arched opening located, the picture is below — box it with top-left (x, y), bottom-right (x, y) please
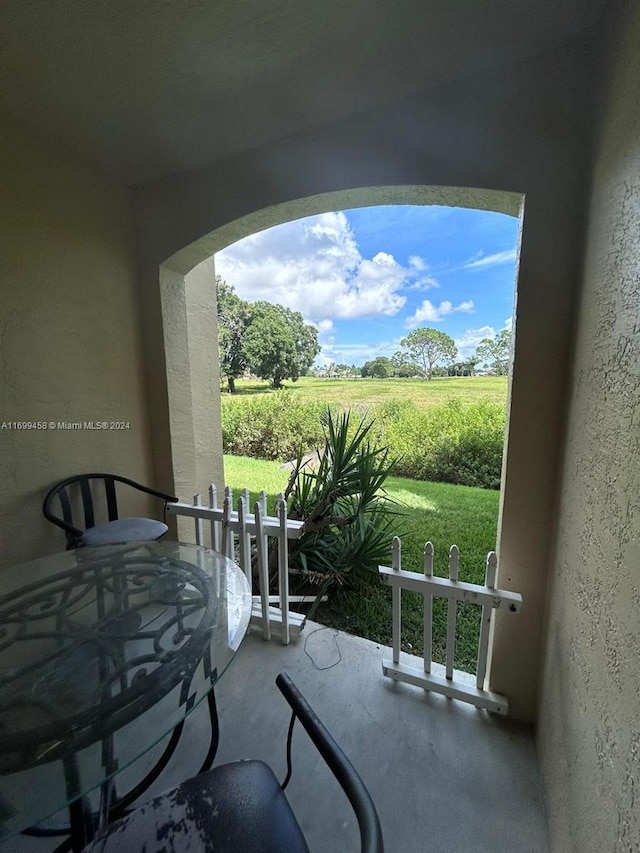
top-left (158, 183), bottom-right (524, 697)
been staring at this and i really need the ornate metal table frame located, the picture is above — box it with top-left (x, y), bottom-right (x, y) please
top-left (0, 543), bottom-right (249, 851)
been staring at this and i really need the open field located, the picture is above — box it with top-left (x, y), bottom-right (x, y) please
top-left (223, 454), bottom-right (500, 672)
top-left (227, 375), bottom-right (509, 410)
top-left (222, 378), bottom-right (508, 488)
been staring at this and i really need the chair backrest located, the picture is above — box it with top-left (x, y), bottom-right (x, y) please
top-left (42, 473), bottom-right (178, 547)
top-left (277, 672), bottom-right (384, 853)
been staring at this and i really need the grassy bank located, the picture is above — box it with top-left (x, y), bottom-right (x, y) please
top-left (223, 454), bottom-right (500, 673)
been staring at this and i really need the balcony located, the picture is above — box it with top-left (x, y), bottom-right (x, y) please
top-left (3, 618), bottom-right (548, 853)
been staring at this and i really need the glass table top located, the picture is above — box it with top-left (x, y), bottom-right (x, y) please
top-left (0, 540), bottom-right (252, 839)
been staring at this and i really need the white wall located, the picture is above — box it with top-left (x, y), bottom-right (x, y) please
top-left (0, 127), bottom-right (154, 567)
top-left (538, 3), bottom-right (640, 849)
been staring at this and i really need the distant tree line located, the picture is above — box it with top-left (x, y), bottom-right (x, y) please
top-left (217, 275), bottom-right (511, 388)
top-left (217, 278), bottom-right (320, 391)
top-left (360, 326), bottom-right (512, 380)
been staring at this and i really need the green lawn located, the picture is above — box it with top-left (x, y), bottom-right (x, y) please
top-left (228, 375), bottom-right (508, 410)
top-left (223, 454), bottom-right (500, 673)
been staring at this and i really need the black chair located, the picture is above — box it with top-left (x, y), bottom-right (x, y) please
top-left (81, 672), bottom-right (384, 853)
top-left (43, 473), bottom-right (178, 549)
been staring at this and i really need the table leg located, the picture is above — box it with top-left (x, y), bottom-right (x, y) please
top-left (197, 684), bottom-right (220, 774)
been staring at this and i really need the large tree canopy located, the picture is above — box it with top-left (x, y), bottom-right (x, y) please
top-left (216, 281), bottom-right (320, 390)
top-left (361, 356), bottom-right (394, 378)
top-left (400, 327), bottom-right (457, 380)
top-left (243, 301), bottom-right (320, 388)
top-left (216, 277), bottom-right (249, 393)
top-left (475, 328), bottom-right (512, 375)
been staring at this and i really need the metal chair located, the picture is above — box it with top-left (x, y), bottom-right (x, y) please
top-left (80, 672), bottom-right (384, 853)
top-left (43, 473), bottom-right (178, 549)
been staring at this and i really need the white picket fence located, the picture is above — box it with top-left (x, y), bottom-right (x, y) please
top-left (378, 536), bottom-right (523, 714)
top-left (167, 485), bottom-right (307, 644)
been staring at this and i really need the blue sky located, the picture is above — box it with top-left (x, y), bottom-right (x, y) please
top-left (215, 205), bottom-right (519, 367)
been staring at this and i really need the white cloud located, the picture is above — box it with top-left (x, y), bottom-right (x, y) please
top-left (316, 338), bottom-right (402, 368)
top-left (408, 255), bottom-right (427, 271)
top-left (503, 316), bottom-right (513, 331)
top-left (454, 325), bottom-right (496, 360)
top-left (215, 212), bottom-right (434, 324)
top-left (462, 249), bottom-right (517, 270)
top-left (404, 274), bottom-right (440, 292)
top-left (405, 299), bottom-right (474, 328)
top-left (316, 319), bottom-right (334, 334)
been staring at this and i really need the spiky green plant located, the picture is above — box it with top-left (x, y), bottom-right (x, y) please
top-left (284, 410), bottom-right (400, 616)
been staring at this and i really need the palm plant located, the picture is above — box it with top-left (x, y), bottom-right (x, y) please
top-left (283, 409), bottom-right (400, 617)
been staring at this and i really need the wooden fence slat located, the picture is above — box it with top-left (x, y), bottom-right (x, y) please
top-left (169, 488), bottom-right (308, 644)
top-left (237, 495), bottom-right (252, 593)
top-left (423, 541), bottom-right (434, 675)
top-left (167, 502), bottom-right (304, 538)
top-left (193, 493), bottom-right (204, 546)
top-left (445, 545), bottom-right (459, 680)
top-left (277, 498), bottom-right (290, 646)
top-left (209, 484), bottom-right (220, 551)
top-left (392, 536), bottom-right (402, 665)
top-left (378, 566), bottom-right (522, 608)
top-left (221, 490), bottom-right (234, 559)
top-left (476, 551), bottom-right (497, 689)
top-left (379, 537), bottom-right (521, 714)
top-left (254, 502), bottom-right (271, 641)
top-left (382, 660), bottom-right (509, 715)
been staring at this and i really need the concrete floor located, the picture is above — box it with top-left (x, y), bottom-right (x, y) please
top-left (2, 622), bottom-right (550, 852)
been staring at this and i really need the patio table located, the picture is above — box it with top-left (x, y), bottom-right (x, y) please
top-left (0, 540), bottom-right (252, 851)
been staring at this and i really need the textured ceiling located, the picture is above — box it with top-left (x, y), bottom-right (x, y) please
top-left (0, 0), bottom-right (606, 186)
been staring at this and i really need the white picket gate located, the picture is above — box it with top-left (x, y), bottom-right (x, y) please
top-left (167, 485), bottom-right (307, 644)
top-left (378, 536), bottom-right (523, 714)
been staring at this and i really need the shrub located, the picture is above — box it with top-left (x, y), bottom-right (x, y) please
top-left (376, 399), bottom-right (505, 489)
top-left (221, 391), bottom-right (328, 460)
top-left (221, 393), bottom-right (506, 489)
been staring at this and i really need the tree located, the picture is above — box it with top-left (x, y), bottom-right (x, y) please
top-left (400, 328), bottom-right (457, 380)
top-left (475, 329), bottom-right (512, 375)
top-left (361, 356), bottom-right (394, 378)
top-left (243, 301), bottom-right (320, 388)
top-left (391, 350), bottom-right (420, 378)
top-left (216, 278), bottom-right (250, 393)
top-left (448, 357), bottom-right (479, 377)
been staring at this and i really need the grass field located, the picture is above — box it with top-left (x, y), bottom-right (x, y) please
top-left (223, 454), bottom-right (500, 673)
top-left (227, 375), bottom-right (508, 410)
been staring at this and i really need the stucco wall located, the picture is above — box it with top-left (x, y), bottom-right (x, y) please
top-left (159, 257), bottom-right (224, 532)
top-left (0, 128), bottom-right (154, 567)
top-left (136, 41), bottom-right (595, 720)
top-left (538, 3), bottom-right (640, 850)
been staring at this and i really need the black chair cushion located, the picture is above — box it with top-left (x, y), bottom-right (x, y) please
top-left (82, 760), bottom-right (310, 853)
top-left (79, 518), bottom-right (168, 547)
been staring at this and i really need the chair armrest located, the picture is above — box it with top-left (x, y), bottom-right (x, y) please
top-left (132, 483), bottom-right (179, 503)
top-left (109, 475), bottom-right (178, 503)
top-left (276, 672), bottom-right (384, 853)
top-left (42, 493), bottom-right (84, 538)
top-left (42, 512), bottom-right (84, 540)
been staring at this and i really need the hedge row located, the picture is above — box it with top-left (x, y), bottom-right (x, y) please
top-left (221, 392), bottom-right (506, 489)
